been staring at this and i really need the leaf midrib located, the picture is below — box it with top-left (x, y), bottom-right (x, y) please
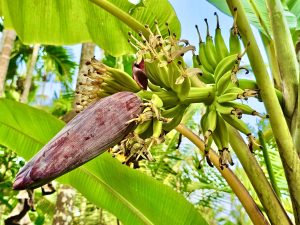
top-left (80, 166), bottom-right (154, 225)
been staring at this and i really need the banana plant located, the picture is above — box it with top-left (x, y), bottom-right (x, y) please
top-left (1, 0), bottom-right (300, 225)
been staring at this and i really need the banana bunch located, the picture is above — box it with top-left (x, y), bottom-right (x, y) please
top-left (193, 10), bottom-right (242, 84)
top-left (128, 21), bottom-right (201, 102)
top-left (199, 51), bottom-right (265, 168)
top-left (75, 57), bottom-right (141, 113)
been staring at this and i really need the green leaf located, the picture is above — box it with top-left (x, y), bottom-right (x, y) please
top-left (0, 98), bottom-right (65, 160)
top-left (61, 153), bottom-right (208, 225)
top-left (0, 99), bottom-right (208, 225)
top-left (207, 0), bottom-right (297, 37)
top-left (286, 0), bottom-right (300, 30)
top-left (2, 0), bottom-right (180, 56)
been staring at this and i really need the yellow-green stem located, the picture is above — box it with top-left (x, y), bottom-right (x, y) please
top-left (90, 0), bottom-right (149, 38)
top-left (258, 130), bottom-right (281, 200)
top-left (260, 33), bottom-right (282, 91)
top-left (265, 0), bottom-right (298, 120)
top-left (184, 87), bottom-right (215, 105)
top-left (226, 1), bottom-right (300, 222)
top-left (228, 127), bottom-right (290, 224)
top-left (176, 124), bottom-right (269, 225)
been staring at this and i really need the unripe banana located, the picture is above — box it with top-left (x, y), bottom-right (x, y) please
top-left (217, 92), bottom-right (242, 103)
top-left (202, 108), bottom-right (217, 133)
top-left (215, 114), bottom-right (229, 149)
top-left (162, 104), bottom-right (187, 131)
top-left (151, 94), bottom-right (163, 108)
top-left (204, 18), bottom-right (218, 68)
top-left (229, 8), bottom-right (241, 54)
top-left (195, 25), bottom-right (214, 73)
top-left (145, 61), bottom-right (170, 90)
top-left (223, 101), bottom-right (265, 118)
top-left (212, 130), bottom-right (223, 150)
top-left (214, 54), bottom-right (238, 83)
top-left (221, 114), bottom-right (251, 135)
top-left (223, 86), bottom-right (244, 95)
top-left (215, 102), bottom-right (236, 115)
top-left (148, 81), bottom-right (163, 92)
top-left (134, 120), bottom-right (152, 135)
top-left (199, 65), bottom-right (215, 84)
top-left (152, 119), bottom-right (163, 138)
top-left (105, 66), bottom-right (141, 92)
top-left (238, 79), bottom-right (258, 90)
top-left (229, 28), bottom-right (241, 54)
top-left (204, 135), bottom-right (214, 167)
top-left (216, 70), bottom-right (232, 95)
top-left (214, 12), bottom-right (229, 61)
top-left (192, 55), bottom-right (215, 84)
top-left (168, 61), bottom-right (191, 102)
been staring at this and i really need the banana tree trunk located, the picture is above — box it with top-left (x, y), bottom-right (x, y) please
top-left (52, 185), bottom-right (76, 225)
top-left (0, 29), bottom-right (16, 97)
top-left (73, 42), bottom-right (96, 107)
top-left (20, 44), bottom-right (40, 103)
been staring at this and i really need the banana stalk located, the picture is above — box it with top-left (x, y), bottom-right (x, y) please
top-left (226, 1), bottom-right (299, 223)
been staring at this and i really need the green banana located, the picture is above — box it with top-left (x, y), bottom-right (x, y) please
top-left (229, 8), bottom-right (241, 54)
top-left (214, 12), bottom-right (229, 61)
top-left (139, 120), bottom-right (154, 139)
top-left (199, 65), bottom-right (215, 84)
top-left (217, 92), bottom-right (243, 103)
top-left (204, 18), bottom-right (218, 68)
top-left (192, 54), bottom-right (215, 83)
top-left (212, 130), bottom-right (223, 150)
top-left (215, 114), bottom-right (229, 149)
top-left (152, 119), bottom-right (163, 138)
top-left (145, 60), bottom-right (170, 90)
top-left (221, 114), bottom-right (251, 135)
top-left (162, 104), bottom-right (187, 131)
top-left (134, 120), bottom-right (153, 135)
top-left (223, 101), bottom-right (265, 118)
top-left (204, 135), bottom-right (214, 167)
top-left (216, 70), bottom-right (232, 95)
top-left (195, 25), bottom-right (214, 73)
top-left (229, 28), bottom-right (241, 54)
top-left (202, 108), bottom-right (217, 134)
top-left (148, 81), bottom-right (163, 92)
top-left (105, 66), bottom-right (141, 92)
top-left (214, 54), bottom-right (238, 83)
top-left (151, 94), bottom-right (163, 108)
top-left (216, 102), bottom-right (236, 115)
top-left (168, 61), bottom-right (191, 101)
top-left (223, 86), bottom-right (244, 95)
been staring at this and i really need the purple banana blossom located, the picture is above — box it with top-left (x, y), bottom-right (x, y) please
top-left (13, 92), bottom-right (142, 190)
top-left (132, 60), bottom-right (148, 90)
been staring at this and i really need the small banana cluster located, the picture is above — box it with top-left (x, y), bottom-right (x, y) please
top-left (110, 94), bottom-right (166, 166)
top-left (74, 57), bottom-right (141, 113)
top-left (192, 11), bottom-right (266, 168)
top-left (128, 21), bottom-right (200, 103)
top-left (193, 10), bottom-right (242, 84)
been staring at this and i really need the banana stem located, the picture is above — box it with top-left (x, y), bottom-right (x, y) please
top-left (176, 124), bottom-right (270, 225)
top-left (89, 0), bottom-right (149, 38)
top-left (227, 127), bottom-right (291, 224)
top-left (265, 0), bottom-right (298, 120)
top-left (136, 90), bottom-right (179, 108)
top-left (258, 130), bottom-right (281, 200)
top-left (226, 1), bottom-right (300, 223)
top-left (260, 33), bottom-right (282, 91)
top-left (184, 87), bottom-right (215, 104)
